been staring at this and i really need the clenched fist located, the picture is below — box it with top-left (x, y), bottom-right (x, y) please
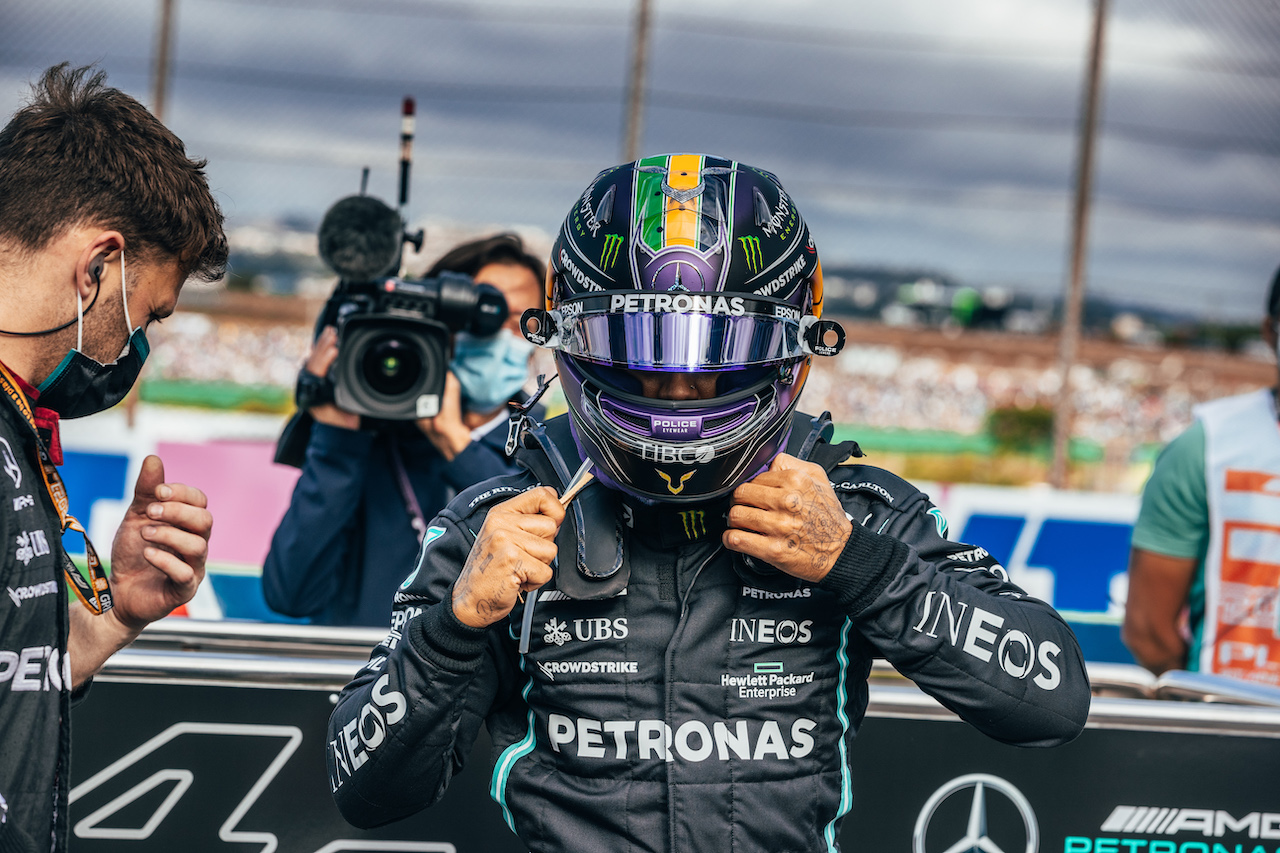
top-left (452, 487), bottom-right (565, 628)
top-left (723, 453), bottom-right (851, 583)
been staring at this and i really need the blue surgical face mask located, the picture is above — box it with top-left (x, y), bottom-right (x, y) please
top-left (37, 251), bottom-right (150, 419)
top-left (451, 328), bottom-right (535, 414)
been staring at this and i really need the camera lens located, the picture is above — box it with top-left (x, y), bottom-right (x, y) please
top-left (333, 315), bottom-right (448, 420)
top-left (360, 335), bottom-right (423, 397)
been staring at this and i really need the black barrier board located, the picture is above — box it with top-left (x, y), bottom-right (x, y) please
top-left (71, 680), bottom-right (1280, 852)
top-left (69, 682), bottom-right (516, 853)
top-left (848, 716), bottom-right (1280, 853)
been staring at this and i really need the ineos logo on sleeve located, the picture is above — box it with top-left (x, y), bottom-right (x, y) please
top-left (911, 591), bottom-right (1062, 690)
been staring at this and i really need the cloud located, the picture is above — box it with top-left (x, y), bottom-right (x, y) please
top-left (2, 0), bottom-right (1276, 321)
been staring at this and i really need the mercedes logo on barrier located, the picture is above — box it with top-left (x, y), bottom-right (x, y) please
top-left (913, 773), bottom-right (1039, 853)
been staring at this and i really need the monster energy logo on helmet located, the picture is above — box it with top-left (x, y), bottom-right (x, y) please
top-left (601, 234), bottom-right (624, 270)
top-left (739, 236), bottom-right (763, 274)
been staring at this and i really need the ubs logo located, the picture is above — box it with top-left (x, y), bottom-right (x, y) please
top-left (544, 618), bottom-right (629, 646)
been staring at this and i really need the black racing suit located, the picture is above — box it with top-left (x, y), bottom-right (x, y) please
top-left (0, 384), bottom-right (78, 853)
top-left (328, 413), bottom-right (1091, 852)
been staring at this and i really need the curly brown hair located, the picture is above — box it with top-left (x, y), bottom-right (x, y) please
top-left (0, 63), bottom-right (227, 282)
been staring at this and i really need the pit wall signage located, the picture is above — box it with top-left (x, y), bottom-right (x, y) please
top-left (70, 680), bottom-right (1280, 852)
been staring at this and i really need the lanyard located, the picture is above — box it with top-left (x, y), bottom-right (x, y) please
top-left (387, 435), bottom-right (427, 546)
top-left (0, 361), bottom-right (113, 615)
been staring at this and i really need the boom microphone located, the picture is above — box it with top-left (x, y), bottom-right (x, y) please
top-left (317, 194), bottom-right (403, 282)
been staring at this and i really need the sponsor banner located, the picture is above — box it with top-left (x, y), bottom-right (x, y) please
top-left (69, 676), bottom-right (1280, 852)
top-left (936, 482), bottom-right (1141, 663)
top-left (56, 409), bottom-right (302, 621)
top-left (852, 717), bottom-right (1280, 853)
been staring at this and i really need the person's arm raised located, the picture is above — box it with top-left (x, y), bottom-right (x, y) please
top-left (68, 454), bottom-right (211, 687)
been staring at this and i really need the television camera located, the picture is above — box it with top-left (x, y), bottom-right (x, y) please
top-left (310, 99), bottom-right (507, 421)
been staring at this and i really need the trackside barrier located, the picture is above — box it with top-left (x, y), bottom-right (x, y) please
top-left (68, 621), bottom-right (1280, 853)
top-left (60, 412), bottom-right (1142, 662)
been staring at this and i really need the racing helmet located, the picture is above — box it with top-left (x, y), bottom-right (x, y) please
top-left (522, 154), bottom-right (844, 505)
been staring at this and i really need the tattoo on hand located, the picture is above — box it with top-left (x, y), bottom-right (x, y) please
top-left (792, 483), bottom-right (850, 578)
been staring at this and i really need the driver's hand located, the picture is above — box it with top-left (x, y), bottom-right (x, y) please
top-left (451, 487), bottom-right (564, 627)
top-left (306, 326), bottom-right (359, 430)
top-left (724, 453), bottom-right (852, 583)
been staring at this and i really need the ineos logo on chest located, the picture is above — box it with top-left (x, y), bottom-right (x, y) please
top-left (729, 618), bottom-right (813, 645)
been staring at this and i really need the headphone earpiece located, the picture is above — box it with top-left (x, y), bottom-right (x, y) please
top-left (88, 254), bottom-right (106, 284)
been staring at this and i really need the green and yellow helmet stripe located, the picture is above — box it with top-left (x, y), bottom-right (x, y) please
top-left (663, 153), bottom-right (704, 248)
top-left (633, 155), bottom-right (666, 253)
top-left (632, 153), bottom-right (709, 254)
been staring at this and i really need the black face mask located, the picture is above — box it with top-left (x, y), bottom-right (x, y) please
top-left (35, 327), bottom-right (150, 418)
top-left (34, 251), bottom-right (151, 419)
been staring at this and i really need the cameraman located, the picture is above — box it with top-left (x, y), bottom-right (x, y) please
top-left (263, 234), bottom-right (545, 626)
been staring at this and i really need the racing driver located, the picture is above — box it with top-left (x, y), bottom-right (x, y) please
top-left (327, 154), bottom-right (1091, 851)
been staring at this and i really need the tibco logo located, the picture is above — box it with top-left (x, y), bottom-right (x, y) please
top-left (640, 444), bottom-right (715, 464)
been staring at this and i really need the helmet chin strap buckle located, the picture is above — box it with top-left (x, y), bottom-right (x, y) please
top-left (505, 373), bottom-right (559, 457)
top-left (511, 412), bottom-right (630, 605)
top-left (799, 317), bottom-right (846, 357)
top-left (520, 308), bottom-right (561, 349)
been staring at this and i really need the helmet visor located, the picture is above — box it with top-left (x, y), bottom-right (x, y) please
top-left (559, 307), bottom-right (804, 371)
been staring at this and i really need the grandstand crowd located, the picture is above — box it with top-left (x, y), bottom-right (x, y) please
top-left (144, 311), bottom-right (1264, 460)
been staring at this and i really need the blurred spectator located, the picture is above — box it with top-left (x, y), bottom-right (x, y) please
top-left (1123, 265), bottom-right (1280, 683)
top-left (146, 313), bottom-right (309, 387)
top-left (145, 309), bottom-right (1260, 473)
top-left (261, 234), bottom-right (546, 626)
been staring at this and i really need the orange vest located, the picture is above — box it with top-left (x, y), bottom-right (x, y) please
top-left (1198, 389), bottom-right (1280, 685)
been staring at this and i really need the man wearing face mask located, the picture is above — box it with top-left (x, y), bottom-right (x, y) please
top-left (1124, 263), bottom-right (1280, 685)
top-left (263, 234), bottom-right (545, 627)
top-left (0, 64), bottom-right (226, 853)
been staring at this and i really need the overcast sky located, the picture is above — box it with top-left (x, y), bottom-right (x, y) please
top-left (3, 0), bottom-right (1277, 321)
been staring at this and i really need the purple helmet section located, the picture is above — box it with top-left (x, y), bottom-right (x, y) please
top-left (641, 248), bottom-right (726, 295)
top-left (547, 155), bottom-right (821, 505)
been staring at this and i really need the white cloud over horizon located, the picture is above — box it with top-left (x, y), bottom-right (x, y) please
top-left (2, 0), bottom-right (1277, 320)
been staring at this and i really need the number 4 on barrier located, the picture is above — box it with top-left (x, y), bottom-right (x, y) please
top-left (68, 721), bottom-right (455, 853)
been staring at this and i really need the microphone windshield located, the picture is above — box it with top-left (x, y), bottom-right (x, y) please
top-left (318, 195), bottom-right (403, 281)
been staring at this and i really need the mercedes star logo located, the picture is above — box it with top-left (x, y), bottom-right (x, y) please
top-left (912, 773), bottom-right (1039, 853)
